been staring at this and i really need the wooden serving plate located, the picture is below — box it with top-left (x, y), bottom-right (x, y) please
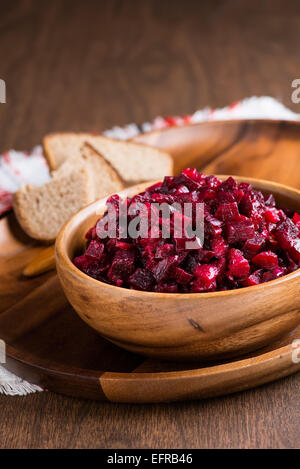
top-left (1, 119), bottom-right (300, 402)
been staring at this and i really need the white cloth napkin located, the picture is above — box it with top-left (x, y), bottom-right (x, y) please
top-left (1, 96), bottom-right (299, 396)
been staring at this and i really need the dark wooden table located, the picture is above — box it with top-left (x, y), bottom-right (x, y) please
top-left (0, 0), bottom-right (299, 449)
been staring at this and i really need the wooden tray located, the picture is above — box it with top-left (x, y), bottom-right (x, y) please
top-left (1, 119), bottom-right (300, 402)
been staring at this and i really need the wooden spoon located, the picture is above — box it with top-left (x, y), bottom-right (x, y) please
top-left (23, 244), bottom-right (56, 277)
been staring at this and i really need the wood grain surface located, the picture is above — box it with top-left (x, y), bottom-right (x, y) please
top-left (0, 0), bottom-right (300, 449)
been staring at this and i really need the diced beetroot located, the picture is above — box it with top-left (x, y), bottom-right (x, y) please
top-left (192, 265), bottom-right (219, 292)
top-left (205, 214), bottom-right (223, 237)
top-left (194, 264), bottom-right (219, 280)
top-left (285, 252), bottom-right (299, 272)
top-left (219, 176), bottom-right (238, 192)
top-left (85, 262), bottom-right (110, 280)
top-left (251, 211), bottom-right (265, 231)
top-left (223, 271), bottom-right (239, 289)
top-left (182, 168), bottom-right (203, 182)
top-left (174, 185), bottom-right (189, 195)
top-left (242, 234), bottom-right (265, 259)
top-left (85, 226), bottom-right (97, 240)
top-left (226, 220), bottom-right (255, 244)
top-left (289, 239), bottom-right (300, 263)
top-left (73, 254), bottom-right (93, 271)
top-left (292, 212), bottom-right (300, 229)
top-left (278, 209), bottom-right (288, 220)
top-left (242, 269), bottom-right (263, 287)
top-left (174, 267), bottom-right (193, 285)
top-left (198, 187), bottom-right (216, 201)
top-left (173, 172), bottom-right (202, 191)
top-left (155, 243), bottom-right (175, 259)
top-left (129, 268), bottom-right (155, 291)
top-left (252, 251), bottom-right (278, 269)
top-left (150, 193), bottom-right (175, 204)
top-left (145, 255), bottom-right (157, 271)
top-left (85, 240), bottom-right (105, 260)
top-left (253, 190), bottom-right (265, 204)
top-left (272, 266), bottom-right (288, 278)
top-left (239, 182), bottom-right (253, 192)
top-left (205, 210), bottom-right (220, 223)
top-left (213, 257), bottom-right (226, 276)
top-left (181, 253), bottom-right (198, 274)
top-left (115, 241), bottom-right (134, 250)
top-left (273, 218), bottom-right (299, 250)
top-left (282, 207), bottom-right (294, 218)
top-left (174, 237), bottom-right (188, 252)
top-left (239, 192), bottom-right (261, 217)
top-left (264, 208), bottom-right (281, 223)
top-left (211, 236), bottom-right (228, 258)
top-left (228, 249), bottom-right (250, 279)
top-left (106, 238), bottom-right (117, 253)
top-left (151, 256), bottom-right (179, 282)
top-left (216, 190), bottom-right (236, 204)
top-left (192, 279), bottom-right (217, 293)
top-left (173, 190), bottom-right (199, 204)
top-left (108, 250), bottom-right (135, 282)
top-left (233, 189), bottom-right (244, 204)
top-left (262, 271), bottom-right (276, 283)
top-left (142, 244), bottom-right (155, 261)
top-left (160, 176), bottom-right (175, 191)
top-left (205, 175), bottom-right (222, 189)
top-left (264, 194), bottom-right (276, 207)
top-left (214, 202), bottom-right (241, 222)
top-left (265, 235), bottom-right (279, 252)
top-left (75, 169), bottom-right (299, 293)
top-left (195, 249), bottom-right (215, 263)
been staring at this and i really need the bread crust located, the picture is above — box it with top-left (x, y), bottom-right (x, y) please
top-left (43, 132), bottom-right (174, 178)
top-left (81, 142), bottom-right (125, 194)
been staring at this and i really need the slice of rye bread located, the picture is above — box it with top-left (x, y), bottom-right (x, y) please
top-left (43, 132), bottom-right (174, 183)
top-left (13, 166), bottom-right (94, 242)
top-left (81, 142), bottom-right (125, 197)
top-left (13, 143), bottom-right (126, 242)
top-left (52, 142), bottom-right (125, 198)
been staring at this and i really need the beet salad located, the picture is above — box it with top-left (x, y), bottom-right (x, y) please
top-left (74, 169), bottom-right (300, 293)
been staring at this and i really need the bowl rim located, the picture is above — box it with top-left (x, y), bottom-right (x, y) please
top-left (131, 118), bottom-right (300, 144)
top-left (55, 175), bottom-right (300, 299)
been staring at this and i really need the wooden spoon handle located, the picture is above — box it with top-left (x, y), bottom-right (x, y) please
top-left (23, 245), bottom-right (56, 277)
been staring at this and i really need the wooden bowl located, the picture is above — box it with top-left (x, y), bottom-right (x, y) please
top-left (55, 176), bottom-right (300, 361)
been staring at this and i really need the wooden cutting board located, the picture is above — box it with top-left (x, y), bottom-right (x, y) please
top-left (1, 119), bottom-right (300, 402)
